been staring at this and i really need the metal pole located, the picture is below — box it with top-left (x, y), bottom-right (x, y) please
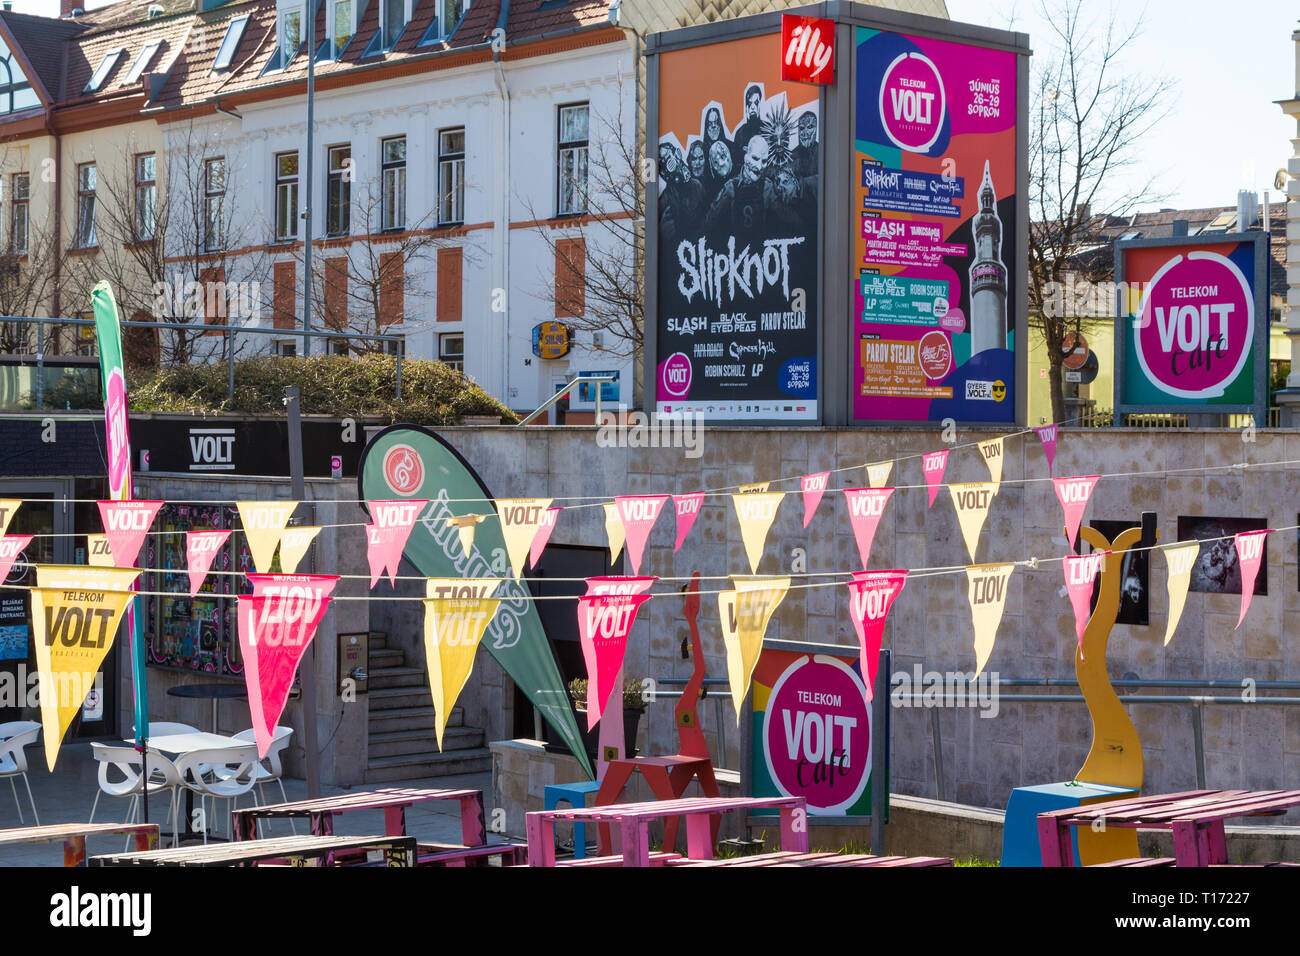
top-left (35, 320), bottom-right (45, 410)
top-left (301, 4), bottom-right (316, 357)
top-left (395, 337), bottom-right (403, 401)
top-left (871, 648), bottom-right (888, 854)
top-left (227, 327), bottom-right (235, 402)
top-left (285, 385), bottom-right (321, 797)
top-left (929, 706), bottom-right (945, 802)
top-left (1191, 701), bottom-right (1206, 789)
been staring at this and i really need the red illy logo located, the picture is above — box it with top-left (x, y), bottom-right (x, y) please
top-left (383, 444), bottom-right (424, 495)
top-left (782, 15), bottom-right (835, 84)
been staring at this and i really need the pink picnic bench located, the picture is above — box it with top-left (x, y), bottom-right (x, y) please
top-left (0, 822), bottom-right (159, 867)
top-left (1039, 788), bottom-right (1300, 867)
top-left (526, 795), bottom-right (808, 867)
top-left (666, 851), bottom-right (953, 867)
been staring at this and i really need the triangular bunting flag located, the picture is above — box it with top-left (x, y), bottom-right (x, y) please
top-left (673, 493), bottom-right (704, 552)
top-left (1052, 476), bottom-right (1100, 547)
top-left (1162, 541), bottom-right (1199, 646)
top-left (966, 563), bottom-right (1015, 677)
top-left (240, 574), bottom-right (340, 757)
top-left (0, 535), bottom-right (33, 584)
top-left (446, 514), bottom-right (486, 559)
top-left (0, 499), bottom-right (20, 538)
top-left (237, 501), bottom-right (298, 573)
top-left (1034, 424), bottom-right (1058, 477)
top-left (278, 526), bottom-right (321, 574)
top-left (1063, 552), bottom-right (1105, 656)
top-left (731, 492), bottom-right (784, 573)
top-left (86, 534), bottom-right (115, 567)
top-left (616, 495), bottom-right (669, 576)
top-left (738, 481), bottom-right (770, 494)
top-left (1234, 530), bottom-right (1268, 629)
top-left (948, 483), bottom-right (997, 563)
top-left (186, 530), bottom-right (232, 595)
top-left (365, 499), bottom-right (427, 583)
top-left (577, 576), bottom-right (656, 729)
top-left (423, 580), bottom-right (501, 750)
top-left (843, 488), bottom-right (894, 570)
top-left (978, 438), bottom-right (1004, 488)
top-left (497, 498), bottom-right (552, 579)
top-left (529, 507), bottom-right (561, 570)
top-left (800, 472), bottom-right (829, 528)
top-left (846, 570), bottom-right (907, 701)
top-left (96, 500), bottom-right (163, 568)
top-left (719, 575), bottom-right (790, 720)
top-left (603, 502), bottom-right (625, 564)
top-left (866, 461), bottom-right (893, 489)
top-left (922, 451), bottom-right (948, 508)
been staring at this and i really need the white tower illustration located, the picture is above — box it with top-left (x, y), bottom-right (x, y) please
top-left (969, 161), bottom-right (1008, 355)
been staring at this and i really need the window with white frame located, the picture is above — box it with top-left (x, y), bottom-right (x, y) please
top-left (329, 0), bottom-right (355, 58)
top-left (326, 145), bottom-right (351, 237)
top-left (275, 151), bottom-right (299, 241)
top-left (213, 15), bottom-right (250, 71)
top-left (439, 332), bottom-right (463, 371)
top-left (419, 0), bottom-right (468, 45)
top-left (10, 172), bottom-right (28, 254)
top-left (135, 153), bottom-right (156, 240)
top-left (438, 128), bottom-right (464, 226)
top-left (381, 136), bottom-right (405, 231)
top-left (204, 156), bottom-right (226, 252)
top-left (557, 103), bottom-right (588, 216)
top-left (381, 0), bottom-right (411, 49)
top-left (76, 162), bottom-right (96, 247)
top-left (278, 2), bottom-right (304, 66)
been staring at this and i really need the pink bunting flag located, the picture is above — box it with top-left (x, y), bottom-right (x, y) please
top-left (96, 500), bottom-right (164, 568)
top-left (843, 488), bottom-right (894, 570)
top-left (0, 534), bottom-right (33, 584)
top-left (529, 507), bottom-right (561, 570)
top-left (921, 451), bottom-right (948, 508)
top-left (1052, 475), bottom-right (1100, 547)
top-left (1034, 424), bottom-right (1058, 476)
top-left (846, 570), bottom-right (908, 702)
top-left (1063, 551), bottom-right (1105, 656)
top-left (239, 574), bottom-right (339, 757)
top-left (577, 576), bottom-right (656, 730)
top-left (800, 472), bottom-right (830, 527)
top-left (1233, 529), bottom-right (1268, 629)
top-left (364, 498), bottom-right (428, 587)
top-left (616, 495), bottom-right (669, 576)
top-left (672, 493), bottom-right (704, 552)
top-left (186, 530), bottom-right (232, 595)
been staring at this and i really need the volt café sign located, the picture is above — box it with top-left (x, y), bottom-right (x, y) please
top-left (1114, 233), bottom-right (1269, 417)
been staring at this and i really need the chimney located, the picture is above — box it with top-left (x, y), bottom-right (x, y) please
top-left (1237, 189), bottom-right (1257, 230)
top-left (60, 0), bottom-right (81, 17)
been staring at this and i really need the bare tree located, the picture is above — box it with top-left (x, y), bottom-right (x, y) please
top-left (0, 147), bottom-right (62, 353)
top-left (1027, 0), bottom-right (1173, 424)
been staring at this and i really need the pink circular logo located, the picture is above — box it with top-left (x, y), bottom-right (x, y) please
top-left (383, 444), bottom-right (423, 495)
top-left (1135, 251), bottom-right (1253, 399)
top-left (879, 52), bottom-right (945, 152)
top-left (940, 307), bottom-right (965, 333)
top-left (918, 330), bottom-right (952, 380)
top-left (105, 369), bottom-right (130, 494)
top-left (763, 655), bottom-right (871, 814)
top-left (660, 353), bottom-right (692, 398)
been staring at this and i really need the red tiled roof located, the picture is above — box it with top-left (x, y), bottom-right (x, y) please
top-left (0, 9), bottom-right (87, 105)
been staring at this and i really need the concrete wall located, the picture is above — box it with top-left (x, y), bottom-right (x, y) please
top-left (438, 423), bottom-right (1300, 821)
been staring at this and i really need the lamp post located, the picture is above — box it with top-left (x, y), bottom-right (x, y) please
top-left (301, 1), bottom-right (316, 356)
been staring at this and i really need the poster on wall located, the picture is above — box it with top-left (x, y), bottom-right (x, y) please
top-left (1088, 519), bottom-right (1150, 626)
top-left (852, 28), bottom-right (1018, 424)
top-left (1176, 516), bottom-right (1267, 595)
top-left (1115, 235), bottom-right (1268, 416)
top-left (655, 31), bottom-right (820, 422)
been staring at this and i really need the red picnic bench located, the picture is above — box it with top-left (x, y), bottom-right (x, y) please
top-left (1039, 788), bottom-right (1300, 867)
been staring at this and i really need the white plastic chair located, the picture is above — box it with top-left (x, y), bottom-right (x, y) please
top-left (230, 727), bottom-right (297, 834)
top-left (88, 743), bottom-right (183, 848)
top-left (0, 721), bottom-right (41, 826)
top-left (175, 745), bottom-right (260, 844)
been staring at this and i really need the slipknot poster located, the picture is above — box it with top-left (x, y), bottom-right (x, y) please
top-left (655, 31), bottom-right (820, 422)
top-left (852, 28), bottom-right (1018, 423)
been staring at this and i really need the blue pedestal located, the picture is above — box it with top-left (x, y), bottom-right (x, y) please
top-left (544, 780), bottom-right (603, 860)
top-left (1001, 781), bottom-right (1138, 867)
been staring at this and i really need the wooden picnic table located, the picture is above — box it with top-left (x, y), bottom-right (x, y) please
top-left (1038, 788), bottom-right (1300, 867)
top-left (0, 822), bottom-right (159, 867)
top-left (90, 833), bottom-right (417, 867)
top-left (666, 851), bottom-right (954, 867)
top-left (231, 787), bottom-right (487, 855)
top-left (526, 795), bottom-right (808, 867)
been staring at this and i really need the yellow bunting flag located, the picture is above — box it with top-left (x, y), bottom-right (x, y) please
top-left (423, 584), bottom-right (501, 750)
top-left (731, 492), bottom-right (784, 574)
top-left (737, 481), bottom-right (770, 494)
top-left (278, 526), bottom-right (321, 574)
top-left (495, 498), bottom-right (552, 579)
top-left (236, 501), bottom-right (298, 573)
top-left (86, 534), bottom-right (115, 567)
top-left (966, 563), bottom-right (1015, 677)
top-left (948, 482), bottom-right (997, 564)
top-left (978, 438), bottom-right (1004, 489)
top-left (446, 514), bottom-right (486, 558)
top-left (30, 565), bottom-right (139, 769)
top-left (603, 502), bottom-right (625, 564)
top-left (866, 461), bottom-right (893, 489)
top-left (1162, 541), bottom-right (1200, 647)
top-left (0, 499), bottom-right (21, 538)
top-left (719, 575), bottom-right (790, 721)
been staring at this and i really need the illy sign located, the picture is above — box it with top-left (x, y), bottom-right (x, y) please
top-left (781, 15), bottom-right (835, 84)
top-left (189, 428), bottom-right (236, 471)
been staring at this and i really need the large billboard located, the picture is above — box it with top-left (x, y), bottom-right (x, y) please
top-left (654, 31), bottom-right (821, 422)
top-left (851, 28), bottom-right (1019, 423)
top-left (1114, 234), bottom-right (1269, 417)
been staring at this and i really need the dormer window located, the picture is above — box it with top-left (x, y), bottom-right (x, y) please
top-left (84, 49), bottom-right (123, 93)
top-left (123, 41), bottom-right (161, 85)
top-left (278, 2), bottom-right (304, 67)
top-left (418, 0), bottom-right (469, 46)
top-left (328, 0), bottom-right (355, 58)
top-left (213, 15), bottom-right (249, 71)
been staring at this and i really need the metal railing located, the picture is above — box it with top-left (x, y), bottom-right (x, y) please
top-left (1075, 407), bottom-right (1284, 428)
top-left (0, 315), bottom-right (407, 409)
top-left (517, 373), bottom-right (618, 426)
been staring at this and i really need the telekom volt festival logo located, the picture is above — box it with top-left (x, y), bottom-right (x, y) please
top-left (659, 353), bottom-right (693, 398)
top-left (1134, 251), bottom-right (1254, 399)
top-left (383, 444), bottom-right (424, 495)
top-left (879, 52), bottom-right (946, 152)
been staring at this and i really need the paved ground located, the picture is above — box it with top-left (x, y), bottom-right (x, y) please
top-left (0, 738), bottom-right (497, 866)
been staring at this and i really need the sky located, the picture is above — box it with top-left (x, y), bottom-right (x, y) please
top-left (948, 0), bottom-right (1298, 212)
